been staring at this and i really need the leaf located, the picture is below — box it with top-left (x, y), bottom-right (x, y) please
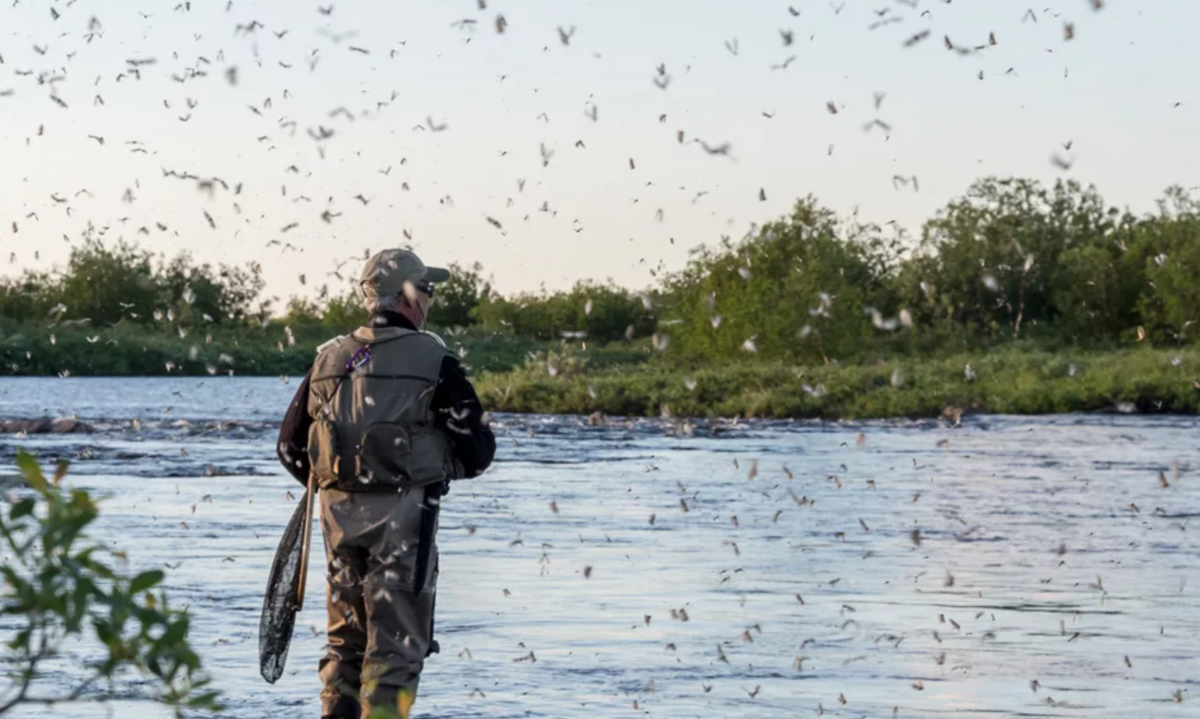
top-left (8, 626), bottom-right (32, 651)
top-left (87, 559), bottom-right (117, 580)
top-left (0, 565), bottom-right (29, 594)
top-left (186, 690), bottom-right (223, 709)
top-left (93, 619), bottom-right (115, 645)
top-left (0, 456), bottom-right (221, 711)
top-left (9, 497), bottom-right (36, 520)
top-left (53, 460), bottom-right (70, 486)
top-left (130, 570), bottom-right (165, 595)
top-left (159, 618), bottom-right (189, 646)
top-left (15, 451), bottom-right (47, 492)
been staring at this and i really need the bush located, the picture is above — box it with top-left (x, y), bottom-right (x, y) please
top-left (0, 452), bottom-right (220, 716)
top-left (7, 176), bottom-right (1200, 380)
top-left (662, 197), bottom-right (895, 363)
top-left (0, 237), bottom-right (267, 330)
top-left (432, 262), bottom-right (491, 329)
top-left (54, 239), bottom-right (160, 327)
top-left (473, 281), bottom-right (655, 344)
top-left (474, 346), bottom-right (1200, 419)
top-left (0, 271), bottom-right (57, 324)
top-left (899, 178), bottom-right (1122, 342)
top-left (1134, 187), bottom-right (1200, 343)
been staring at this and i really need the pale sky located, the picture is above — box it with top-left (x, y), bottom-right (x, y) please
top-left (1, 0), bottom-right (1196, 306)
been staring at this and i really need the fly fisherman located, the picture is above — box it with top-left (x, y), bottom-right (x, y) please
top-left (277, 249), bottom-right (496, 719)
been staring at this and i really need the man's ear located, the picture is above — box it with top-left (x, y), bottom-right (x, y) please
top-left (402, 280), bottom-right (421, 304)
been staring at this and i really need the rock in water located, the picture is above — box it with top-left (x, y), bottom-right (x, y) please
top-left (0, 418), bottom-right (93, 435)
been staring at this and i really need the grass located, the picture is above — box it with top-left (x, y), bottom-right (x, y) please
top-left (0, 318), bottom-right (649, 377)
top-left (474, 346), bottom-right (1200, 420)
top-left (5, 318), bottom-right (1198, 420)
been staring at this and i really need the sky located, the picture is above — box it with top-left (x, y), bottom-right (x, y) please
top-left (1, 0), bottom-right (1197, 307)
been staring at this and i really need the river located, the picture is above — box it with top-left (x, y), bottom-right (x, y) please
top-left (0, 376), bottom-right (1197, 717)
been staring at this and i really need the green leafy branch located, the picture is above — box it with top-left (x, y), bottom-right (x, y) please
top-left (0, 451), bottom-right (220, 716)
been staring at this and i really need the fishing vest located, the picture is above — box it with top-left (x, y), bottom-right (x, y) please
top-left (305, 326), bottom-right (458, 492)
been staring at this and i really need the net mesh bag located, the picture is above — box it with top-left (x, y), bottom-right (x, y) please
top-left (259, 490), bottom-right (310, 684)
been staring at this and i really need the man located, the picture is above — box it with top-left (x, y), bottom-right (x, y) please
top-left (277, 249), bottom-right (496, 719)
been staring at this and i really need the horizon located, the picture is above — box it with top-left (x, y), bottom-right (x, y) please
top-left (2, 0), bottom-right (1197, 301)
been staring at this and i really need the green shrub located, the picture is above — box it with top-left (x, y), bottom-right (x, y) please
top-left (8, 175), bottom-right (1200, 383)
top-left (662, 197), bottom-right (894, 363)
top-left (475, 347), bottom-right (1200, 419)
top-left (0, 452), bottom-right (220, 716)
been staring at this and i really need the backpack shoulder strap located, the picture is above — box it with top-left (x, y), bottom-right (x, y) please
top-left (316, 334), bottom-right (347, 355)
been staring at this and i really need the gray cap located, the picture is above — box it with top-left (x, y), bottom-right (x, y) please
top-left (359, 249), bottom-right (450, 299)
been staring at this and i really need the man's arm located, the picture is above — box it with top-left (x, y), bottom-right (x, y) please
top-left (432, 356), bottom-right (496, 478)
top-left (277, 368), bottom-right (314, 487)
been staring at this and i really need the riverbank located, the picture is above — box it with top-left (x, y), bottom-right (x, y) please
top-left (5, 320), bottom-right (1198, 420)
top-left (474, 347), bottom-right (1200, 420)
top-left (0, 319), bottom-right (646, 376)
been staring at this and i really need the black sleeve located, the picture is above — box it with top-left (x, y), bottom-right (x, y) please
top-left (277, 368), bottom-right (314, 487)
top-left (432, 356), bottom-right (496, 479)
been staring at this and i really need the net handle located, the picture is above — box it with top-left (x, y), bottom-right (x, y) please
top-left (295, 474), bottom-right (318, 610)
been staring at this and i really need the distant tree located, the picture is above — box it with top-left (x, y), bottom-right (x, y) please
top-left (56, 239), bottom-right (159, 326)
top-left (471, 282), bottom-right (653, 344)
top-left (0, 240), bottom-right (267, 330)
top-left (663, 197), bottom-right (892, 363)
top-left (431, 262), bottom-right (490, 329)
top-left (283, 297), bottom-right (324, 327)
top-left (6, 179), bottom-right (1200, 359)
top-left (155, 253), bottom-right (227, 327)
top-left (567, 281), bottom-right (657, 344)
top-left (898, 177), bottom-right (1118, 341)
top-left (0, 271), bottom-right (57, 323)
top-left (1051, 212), bottom-right (1142, 344)
top-left (1133, 187), bottom-right (1200, 343)
top-left (315, 285), bottom-right (359, 333)
top-left (476, 291), bottom-right (565, 340)
top-left (215, 262), bottom-right (268, 324)
top-left (471, 294), bottom-right (519, 335)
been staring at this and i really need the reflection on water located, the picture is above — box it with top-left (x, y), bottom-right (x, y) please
top-left (0, 377), bottom-right (1197, 718)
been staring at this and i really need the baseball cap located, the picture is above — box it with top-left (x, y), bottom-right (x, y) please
top-left (359, 249), bottom-right (450, 299)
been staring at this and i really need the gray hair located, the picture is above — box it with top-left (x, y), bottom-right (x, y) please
top-left (364, 292), bottom-right (405, 314)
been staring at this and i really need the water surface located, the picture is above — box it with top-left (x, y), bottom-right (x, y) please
top-left (0, 376), bottom-right (1196, 718)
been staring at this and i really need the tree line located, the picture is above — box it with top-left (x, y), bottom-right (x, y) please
top-left (0, 236), bottom-right (268, 329)
top-left (4, 176), bottom-right (1200, 367)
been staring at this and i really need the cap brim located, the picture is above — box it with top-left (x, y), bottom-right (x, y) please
top-left (423, 266), bottom-right (451, 283)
